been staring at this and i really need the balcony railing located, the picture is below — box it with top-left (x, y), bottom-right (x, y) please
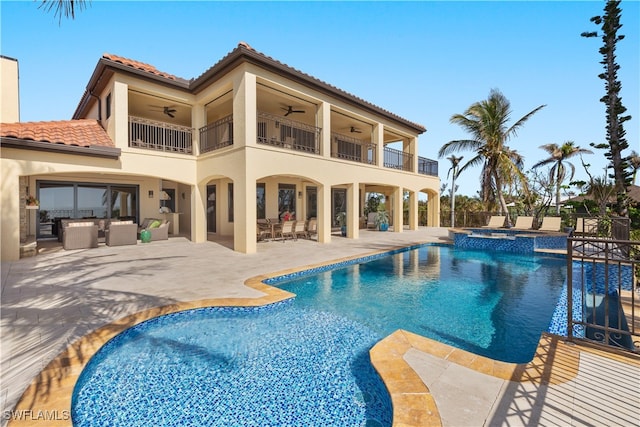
top-left (418, 156), bottom-right (438, 176)
top-left (384, 146), bottom-right (413, 172)
top-left (129, 116), bottom-right (193, 154)
top-left (200, 115), bottom-right (233, 154)
top-left (331, 132), bottom-right (376, 165)
top-left (257, 112), bottom-right (320, 154)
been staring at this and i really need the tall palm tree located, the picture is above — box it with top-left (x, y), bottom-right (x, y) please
top-left (532, 141), bottom-right (593, 214)
top-left (439, 89), bottom-right (545, 225)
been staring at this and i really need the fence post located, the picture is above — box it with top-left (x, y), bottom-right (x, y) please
top-left (566, 237), bottom-right (574, 342)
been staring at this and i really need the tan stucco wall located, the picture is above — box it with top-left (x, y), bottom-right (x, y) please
top-left (0, 56), bottom-right (20, 124)
top-left (1, 61), bottom-right (440, 260)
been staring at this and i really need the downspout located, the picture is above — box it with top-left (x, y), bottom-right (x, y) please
top-left (88, 90), bottom-right (102, 127)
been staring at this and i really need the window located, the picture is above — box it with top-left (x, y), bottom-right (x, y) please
top-left (105, 93), bottom-right (112, 119)
top-left (278, 184), bottom-right (296, 220)
top-left (256, 183), bottom-right (266, 219)
top-left (228, 183), bottom-right (234, 222)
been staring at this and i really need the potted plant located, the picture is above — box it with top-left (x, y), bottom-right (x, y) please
top-left (26, 195), bottom-right (39, 208)
top-left (375, 210), bottom-right (389, 231)
top-left (336, 212), bottom-right (347, 236)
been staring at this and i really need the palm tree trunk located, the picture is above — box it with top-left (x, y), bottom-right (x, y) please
top-left (494, 172), bottom-right (511, 226)
top-left (556, 167), bottom-right (561, 215)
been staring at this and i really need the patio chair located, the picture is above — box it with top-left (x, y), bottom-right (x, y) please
top-left (366, 212), bottom-right (377, 229)
top-left (105, 221), bottom-right (138, 246)
top-left (293, 220), bottom-right (307, 239)
top-left (512, 216), bottom-right (534, 230)
top-left (307, 218), bottom-right (317, 240)
top-left (538, 216), bottom-right (562, 232)
top-left (63, 222), bottom-right (99, 250)
top-left (257, 221), bottom-right (272, 241)
top-left (277, 220), bottom-right (296, 241)
top-left (482, 215), bottom-right (506, 228)
top-left (149, 221), bottom-right (170, 241)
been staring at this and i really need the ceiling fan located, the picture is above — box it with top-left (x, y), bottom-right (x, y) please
top-left (350, 126), bottom-right (363, 134)
top-left (282, 106), bottom-right (305, 117)
top-left (149, 105), bottom-right (177, 118)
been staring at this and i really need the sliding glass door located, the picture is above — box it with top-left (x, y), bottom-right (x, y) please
top-left (36, 181), bottom-right (138, 239)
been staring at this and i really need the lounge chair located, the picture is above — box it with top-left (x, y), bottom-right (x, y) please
top-left (538, 217), bottom-right (562, 232)
top-left (482, 215), bottom-right (506, 228)
top-left (512, 216), bottom-right (534, 230)
top-left (575, 217), bottom-right (598, 236)
top-left (105, 221), bottom-right (138, 246)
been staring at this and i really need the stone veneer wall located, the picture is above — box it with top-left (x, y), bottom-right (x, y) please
top-left (19, 176), bottom-right (27, 243)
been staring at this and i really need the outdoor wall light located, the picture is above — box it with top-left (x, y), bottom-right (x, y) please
top-left (148, 190), bottom-right (154, 198)
top-left (298, 191), bottom-right (303, 199)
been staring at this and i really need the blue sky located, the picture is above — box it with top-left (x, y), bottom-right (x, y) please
top-left (1, 1), bottom-right (638, 196)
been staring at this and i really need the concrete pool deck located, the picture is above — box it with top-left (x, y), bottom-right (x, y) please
top-left (2, 228), bottom-right (639, 426)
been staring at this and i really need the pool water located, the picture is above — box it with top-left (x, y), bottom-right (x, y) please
top-left (72, 302), bottom-right (392, 427)
top-left (72, 244), bottom-right (566, 425)
top-left (274, 244), bottom-right (566, 363)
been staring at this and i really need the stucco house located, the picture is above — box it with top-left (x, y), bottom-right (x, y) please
top-left (0, 43), bottom-right (440, 261)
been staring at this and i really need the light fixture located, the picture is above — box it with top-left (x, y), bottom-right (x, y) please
top-left (298, 191), bottom-right (303, 199)
top-left (148, 190), bottom-right (154, 198)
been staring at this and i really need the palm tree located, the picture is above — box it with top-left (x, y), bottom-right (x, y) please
top-left (446, 155), bottom-right (463, 227)
top-left (439, 89), bottom-right (545, 226)
top-left (38, 0), bottom-right (88, 23)
top-left (532, 141), bottom-right (593, 214)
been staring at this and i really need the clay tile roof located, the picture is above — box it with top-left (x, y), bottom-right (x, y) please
top-left (102, 53), bottom-right (180, 81)
top-left (0, 119), bottom-right (114, 147)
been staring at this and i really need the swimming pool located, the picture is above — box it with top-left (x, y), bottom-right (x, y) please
top-left (72, 244), bottom-right (566, 425)
top-left (270, 244), bottom-right (566, 363)
top-left (72, 302), bottom-right (392, 426)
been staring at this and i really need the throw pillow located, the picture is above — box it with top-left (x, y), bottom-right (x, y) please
top-left (149, 220), bottom-right (162, 229)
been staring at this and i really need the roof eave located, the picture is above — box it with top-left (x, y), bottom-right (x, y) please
top-left (73, 57), bottom-right (191, 119)
top-left (191, 47), bottom-right (426, 134)
top-left (1, 138), bottom-right (121, 160)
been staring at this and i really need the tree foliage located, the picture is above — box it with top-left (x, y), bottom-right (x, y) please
top-left (438, 89), bottom-right (544, 225)
top-left (38, 0), bottom-right (88, 23)
top-left (582, 0), bottom-right (632, 216)
top-left (532, 141), bottom-right (593, 214)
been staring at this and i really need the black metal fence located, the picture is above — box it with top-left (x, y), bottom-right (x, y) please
top-left (566, 237), bottom-right (639, 355)
top-left (199, 115), bottom-right (233, 154)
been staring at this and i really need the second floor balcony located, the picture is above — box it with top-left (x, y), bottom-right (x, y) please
top-left (129, 116), bottom-right (193, 154)
top-left (257, 112), bottom-right (321, 154)
top-left (200, 115), bottom-right (233, 154)
top-left (331, 132), bottom-right (376, 165)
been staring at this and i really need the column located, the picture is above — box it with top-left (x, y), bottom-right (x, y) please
top-left (392, 186), bottom-right (403, 233)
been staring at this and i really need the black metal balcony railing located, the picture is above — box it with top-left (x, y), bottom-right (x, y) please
top-left (199, 115), bottom-right (233, 154)
top-left (418, 156), bottom-right (438, 176)
top-left (257, 112), bottom-right (320, 154)
top-left (330, 133), bottom-right (376, 165)
top-left (129, 116), bottom-right (193, 154)
top-left (384, 146), bottom-right (413, 172)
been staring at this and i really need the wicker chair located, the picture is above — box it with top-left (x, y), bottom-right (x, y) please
top-left (148, 221), bottom-right (170, 241)
top-left (106, 221), bottom-right (138, 246)
top-left (63, 222), bottom-right (99, 250)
